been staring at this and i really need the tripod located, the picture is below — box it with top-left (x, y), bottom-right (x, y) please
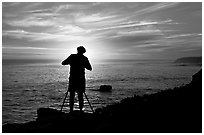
top-left (60, 89), bottom-right (94, 113)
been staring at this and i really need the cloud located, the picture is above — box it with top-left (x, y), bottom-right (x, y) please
top-left (2, 2), bottom-right (202, 60)
top-left (3, 30), bottom-right (56, 40)
top-left (2, 46), bottom-right (64, 51)
top-left (165, 33), bottom-right (201, 39)
top-left (116, 29), bottom-right (163, 37)
top-left (3, 30), bottom-right (31, 38)
top-left (22, 3), bottom-right (44, 11)
top-left (26, 8), bottom-right (53, 14)
top-left (92, 19), bottom-right (174, 32)
top-left (26, 9), bottom-right (58, 18)
top-left (2, 29), bottom-right (92, 42)
top-left (54, 4), bottom-right (74, 13)
top-left (94, 19), bottom-right (171, 42)
top-left (107, 33), bottom-right (163, 47)
top-left (133, 3), bottom-right (180, 16)
top-left (57, 25), bottom-right (87, 34)
top-left (76, 13), bottom-right (117, 23)
top-left (4, 16), bottom-right (56, 27)
top-left (134, 43), bottom-right (170, 51)
top-left (2, 2), bottom-right (21, 7)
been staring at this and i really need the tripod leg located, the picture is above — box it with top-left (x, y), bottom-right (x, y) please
top-left (60, 90), bottom-right (69, 112)
top-left (84, 92), bottom-right (94, 113)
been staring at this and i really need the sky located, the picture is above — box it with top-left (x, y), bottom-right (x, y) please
top-left (2, 2), bottom-right (202, 61)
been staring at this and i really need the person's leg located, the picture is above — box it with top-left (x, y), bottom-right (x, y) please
top-left (78, 91), bottom-right (84, 112)
top-left (69, 91), bottom-right (75, 113)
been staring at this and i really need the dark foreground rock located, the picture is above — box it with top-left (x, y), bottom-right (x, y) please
top-left (3, 109), bottom-right (108, 133)
top-left (3, 69), bottom-right (202, 133)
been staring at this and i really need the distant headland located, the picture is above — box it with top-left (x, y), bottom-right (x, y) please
top-left (174, 57), bottom-right (202, 64)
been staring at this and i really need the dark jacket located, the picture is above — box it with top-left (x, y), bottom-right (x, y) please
top-left (62, 54), bottom-right (92, 92)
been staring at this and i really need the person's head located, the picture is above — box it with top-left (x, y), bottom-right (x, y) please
top-left (77, 46), bottom-right (86, 55)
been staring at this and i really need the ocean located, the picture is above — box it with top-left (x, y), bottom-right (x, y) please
top-left (2, 59), bottom-right (201, 125)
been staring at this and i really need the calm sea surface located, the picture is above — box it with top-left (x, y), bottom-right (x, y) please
top-left (2, 59), bottom-right (201, 125)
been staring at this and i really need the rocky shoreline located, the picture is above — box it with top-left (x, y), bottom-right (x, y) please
top-left (3, 69), bottom-right (202, 133)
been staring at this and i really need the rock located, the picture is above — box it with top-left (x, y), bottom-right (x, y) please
top-left (99, 85), bottom-right (112, 92)
top-left (36, 108), bottom-right (65, 122)
top-left (192, 69), bottom-right (202, 85)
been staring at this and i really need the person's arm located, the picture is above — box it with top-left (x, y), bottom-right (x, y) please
top-left (85, 58), bottom-right (92, 71)
top-left (61, 55), bottom-right (72, 65)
